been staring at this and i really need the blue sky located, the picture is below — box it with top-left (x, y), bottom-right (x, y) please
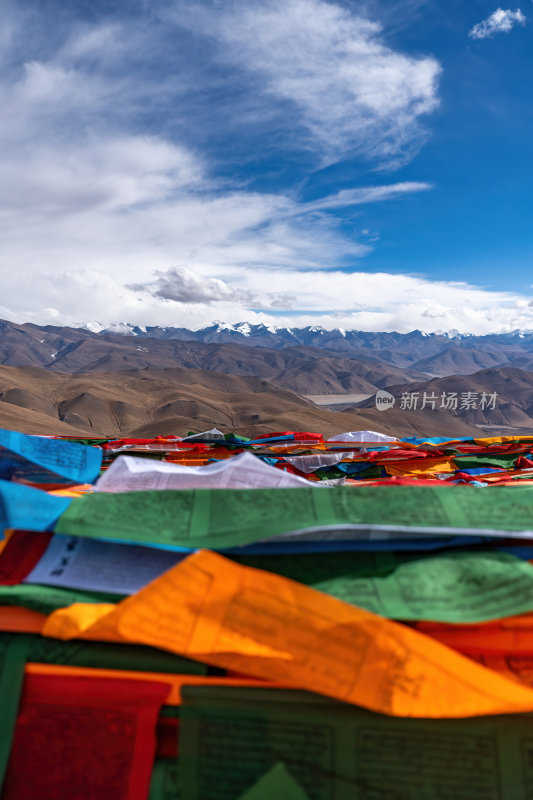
top-left (0, 0), bottom-right (531, 333)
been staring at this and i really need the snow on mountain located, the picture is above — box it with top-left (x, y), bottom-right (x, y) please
top-left (79, 322), bottom-right (533, 364)
top-left (83, 321), bottom-right (105, 333)
top-left (102, 322), bottom-right (139, 336)
top-left (213, 322), bottom-right (236, 332)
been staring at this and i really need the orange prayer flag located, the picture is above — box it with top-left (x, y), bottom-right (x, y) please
top-left (44, 549), bottom-right (533, 719)
top-left (384, 457), bottom-right (455, 476)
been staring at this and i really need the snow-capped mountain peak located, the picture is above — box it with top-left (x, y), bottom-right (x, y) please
top-left (83, 321), bottom-right (105, 333)
top-left (212, 322), bottom-right (236, 333)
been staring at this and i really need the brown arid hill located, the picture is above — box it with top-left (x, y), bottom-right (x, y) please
top-left (0, 364), bottom-right (482, 439)
top-left (410, 344), bottom-right (507, 377)
top-left (264, 352), bottom-right (426, 394)
top-left (355, 367), bottom-right (533, 433)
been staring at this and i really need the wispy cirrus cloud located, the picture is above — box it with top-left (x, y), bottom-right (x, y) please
top-left (170, 0), bottom-right (441, 166)
top-left (297, 182), bottom-right (432, 214)
top-left (469, 8), bottom-right (526, 39)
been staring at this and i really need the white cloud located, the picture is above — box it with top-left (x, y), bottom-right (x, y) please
top-left (132, 266), bottom-right (255, 305)
top-left (469, 8), bottom-right (526, 39)
top-left (1, 2), bottom-right (525, 339)
top-left (3, 266), bottom-right (533, 336)
top-left (130, 266), bottom-right (302, 310)
top-left (227, 268), bottom-right (533, 334)
top-left (0, 134), bottom-right (202, 218)
top-left (172, 0), bottom-right (441, 164)
top-left (1, 7), bottom-right (432, 293)
top-left (298, 182), bottom-right (432, 213)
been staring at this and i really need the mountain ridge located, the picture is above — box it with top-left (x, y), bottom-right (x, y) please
top-left (355, 367), bottom-right (533, 429)
top-left (0, 319), bottom-right (532, 436)
top-left (3, 319), bottom-right (533, 383)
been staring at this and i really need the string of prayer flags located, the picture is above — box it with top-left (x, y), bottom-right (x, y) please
top-left (87, 430), bottom-right (533, 486)
top-left (53, 484), bottom-right (533, 552)
top-left (0, 428), bottom-right (102, 485)
top-left (2, 426), bottom-right (533, 798)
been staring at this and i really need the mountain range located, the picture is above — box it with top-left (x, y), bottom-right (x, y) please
top-left (2, 319), bottom-right (533, 382)
top-left (98, 321), bottom-right (533, 372)
top-left (0, 319), bottom-right (532, 437)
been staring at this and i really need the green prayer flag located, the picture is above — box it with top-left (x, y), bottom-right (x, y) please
top-left (454, 453), bottom-right (520, 470)
top-left (309, 551), bottom-right (533, 622)
top-left (0, 633), bottom-right (207, 675)
top-left (0, 583), bottom-right (121, 615)
top-left (55, 485), bottom-right (533, 551)
top-left (180, 685), bottom-right (533, 800)
top-left (0, 635), bottom-right (31, 792)
top-left (235, 549), bottom-right (533, 623)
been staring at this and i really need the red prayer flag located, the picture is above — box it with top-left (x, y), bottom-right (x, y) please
top-left (0, 531), bottom-right (52, 586)
top-left (2, 673), bottom-right (169, 800)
